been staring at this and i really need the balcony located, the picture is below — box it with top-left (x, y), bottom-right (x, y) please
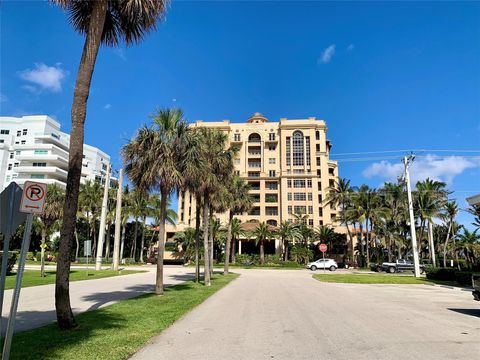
top-left (248, 181), bottom-right (260, 191)
top-left (265, 194), bottom-right (278, 203)
top-left (247, 151), bottom-right (261, 157)
top-left (16, 154), bottom-right (68, 168)
top-left (265, 207), bottom-right (279, 216)
top-left (247, 171), bottom-right (261, 178)
top-left (248, 161), bottom-right (262, 168)
top-left (265, 182), bottom-right (278, 190)
top-left (15, 166), bottom-right (68, 179)
top-left (248, 207), bottom-right (261, 216)
top-left (34, 133), bottom-right (70, 151)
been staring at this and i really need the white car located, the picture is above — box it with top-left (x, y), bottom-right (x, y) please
top-left (307, 258), bottom-right (338, 271)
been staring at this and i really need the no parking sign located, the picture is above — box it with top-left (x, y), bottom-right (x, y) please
top-left (19, 181), bottom-right (47, 214)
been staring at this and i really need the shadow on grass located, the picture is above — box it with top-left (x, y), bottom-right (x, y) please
top-left (7, 307), bottom-right (127, 360)
top-left (448, 308), bottom-right (480, 318)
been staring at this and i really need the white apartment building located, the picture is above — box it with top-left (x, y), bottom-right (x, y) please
top-left (0, 115), bottom-right (112, 190)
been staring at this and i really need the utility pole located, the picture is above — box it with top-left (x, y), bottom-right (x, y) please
top-left (403, 155), bottom-right (421, 278)
top-left (95, 163), bottom-right (111, 270)
top-left (112, 169), bottom-right (123, 271)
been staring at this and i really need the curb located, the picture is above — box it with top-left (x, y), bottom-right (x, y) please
top-left (423, 283), bottom-right (473, 292)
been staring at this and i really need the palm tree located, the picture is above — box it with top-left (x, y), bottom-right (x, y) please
top-left (38, 185), bottom-right (65, 277)
top-left (230, 218), bottom-right (245, 263)
top-left (195, 128), bottom-right (236, 285)
top-left (52, 0), bottom-right (168, 329)
top-left (324, 178), bottom-right (356, 263)
top-left (223, 176), bottom-right (252, 275)
top-left (315, 225), bottom-right (335, 252)
top-left (415, 179), bottom-right (447, 266)
top-left (251, 222), bottom-right (273, 265)
top-left (123, 108), bottom-right (189, 295)
top-left (79, 180), bottom-right (102, 256)
top-left (174, 227), bottom-right (197, 263)
top-left (457, 228), bottom-right (480, 268)
top-left (277, 221), bottom-right (301, 261)
top-left (440, 201), bottom-right (458, 267)
top-left (128, 189), bottom-right (150, 261)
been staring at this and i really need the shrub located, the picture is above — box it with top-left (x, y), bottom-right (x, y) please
top-left (264, 254), bottom-right (282, 265)
top-left (235, 254), bottom-right (258, 266)
top-left (147, 256), bottom-right (157, 265)
top-left (0, 252), bottom-right (18, 275)
top-left (455, 271), bottom-right (475, 286)
top-left (290, 245), bottom-right (313, 265)
top-left (425, 266), bottom-right (456, 281)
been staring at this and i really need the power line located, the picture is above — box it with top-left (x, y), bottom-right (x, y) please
top-left (331, 149), bottom-right (480, 156)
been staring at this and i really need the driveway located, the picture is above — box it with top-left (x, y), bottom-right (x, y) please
top-left (132, 269), bottom-right (480, 360)
top-left (1, 265), bottom-right (194, 335)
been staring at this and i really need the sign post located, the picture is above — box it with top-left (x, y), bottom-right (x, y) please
top-left (319, 243), bottom-right (327, 273)
top-left (0, 183), bottom-right (26, 332)
top-left (84, 240), bottom-right (92, 276)
top-left (2, 181), bottom-right (47, 360)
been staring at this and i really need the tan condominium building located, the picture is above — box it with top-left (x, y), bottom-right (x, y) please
top-left (173, 112), bottom-right (340, 245)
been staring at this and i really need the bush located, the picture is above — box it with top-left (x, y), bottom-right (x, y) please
top-left (235, 254), bottom-right (258, 266)
top-left (147, 256), bottom-right (157, 265)
top-left (455, 271), bottom-right (475, 286)
top-left (290, 245), bottom-right (313, 265)
top-left (264, 254), bottom-right (282, 265)
top-left (425, 266), bottom-right (456, 281)
top-left (0, 252), bottom-right (18, 275)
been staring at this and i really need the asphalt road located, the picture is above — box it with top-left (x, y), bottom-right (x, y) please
top-left (132, 269), bottom-right (480, 360)
top-left (0, 265), bottom-right (194, 335)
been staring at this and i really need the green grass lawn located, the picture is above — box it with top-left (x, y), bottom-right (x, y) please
top-left (9, 273), bottom-right (239, 360)
top-left (312, 273), bottom-right (456, 286)
top-left (5, 269), bottom-right (144, 290)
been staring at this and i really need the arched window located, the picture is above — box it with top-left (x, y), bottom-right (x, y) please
top-left (266, 219), bottom-right (278, 227)
top-left (248, 133), bottom-right (261, 143)
top-left (292, 131), bottom-right (304, 166)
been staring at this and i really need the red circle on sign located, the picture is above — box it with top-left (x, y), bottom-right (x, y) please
top-left (25, 184), bottom-right (45, 201)
top-left (319, 243), bottom-right (327, 253)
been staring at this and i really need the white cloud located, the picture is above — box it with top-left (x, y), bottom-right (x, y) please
top-left (347, 44), bottom-right (355, 51)
top-left (18, 63), bottom-right (68, 93)
top-left (104, 103), bottom-right (112, 110)
top-left (362, 154), bottom-right (480, 185)
top-left (318, 44), bottom-right (336, 64)
top-left (114, 49), bottom-right (127, 61)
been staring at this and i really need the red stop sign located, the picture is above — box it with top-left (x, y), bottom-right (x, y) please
top-left (319, 243), bottom-right (327, 253)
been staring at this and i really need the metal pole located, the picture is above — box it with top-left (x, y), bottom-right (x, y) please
top-left (2, 213), bottom-right (33, 360)
top-left (404, 156), bottom-right (421, 278)
top-left (95, 163), bottom-right (111, 270)
top-left (323, 251), bottom-right (325, 273)
top-left (112, 169), bottom-right (123, 271)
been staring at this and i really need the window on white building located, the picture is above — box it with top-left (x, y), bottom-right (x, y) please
top-left (22, 129), bottom-right (28, 135)
top-left (7, 164), bottom-right (12, 170)
top-left (9, 152), bottom-right (14, 159)
top-left (17, 130), bottom-right (21, 136)
top-left (0, 130), bottom-right (10, 135)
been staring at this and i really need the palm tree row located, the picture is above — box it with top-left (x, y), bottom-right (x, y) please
top-left (325, 177), bottom-right (480, 269)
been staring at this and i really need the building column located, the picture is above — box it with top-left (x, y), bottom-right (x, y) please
top-left (238, 240), bottom-right (242, 254)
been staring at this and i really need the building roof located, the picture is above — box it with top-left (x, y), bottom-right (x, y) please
top-left (246, 112), bottom-right (269, 123)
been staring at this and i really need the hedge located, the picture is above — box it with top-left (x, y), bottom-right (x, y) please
top-left (425, 266), bottom-right (476, 286)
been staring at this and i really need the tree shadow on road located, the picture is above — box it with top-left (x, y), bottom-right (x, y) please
top-left (448, 308), bottom-right (480, 318)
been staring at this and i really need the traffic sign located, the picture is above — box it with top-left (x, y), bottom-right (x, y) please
top-left (19, 181), bottom-right (47, 214)
top-left (319, 243), bottom-right (327, 253)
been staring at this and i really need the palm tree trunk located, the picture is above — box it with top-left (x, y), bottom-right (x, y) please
top-left (443, 221), bottom-right (452, 268)
top-left (260, 238), bottom-right (265, 265)
top-left (55, 0), bottom-right (107, 330)
top-left (131, 218), bottom-right (138, 260)
top-left (208, 208), bottom-right (214, 278)
top-left (139, 216), bottom-right (146, 263)
top-left (105, 221), bottom-right (111, 260)
top-left (231, 237), bottom-right (236, 263)
top-left (428, 221), bottom-right (436, 267)
top-left (194, 195), bottom-right (201, 282)
top-left (283, 238), bottom-right (289, 261)
top-left (40, 229), bottom-right (47, 277)
top-left (155, 189), bottom-right (168, 295)
top-left (365, 218), bottom-right (370, 267)
top-left (92, 222), bottom-right (97, 258)
top-left (202, 196), bottom-right (211, 286)
top-left (224, 210), bottom-right (233, 275)
top-left (120, 224), bottom-right (126, 261)
top-left (74, 229), bottom-right (79, 262)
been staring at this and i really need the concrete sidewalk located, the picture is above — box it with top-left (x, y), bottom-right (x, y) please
top-left (131, 269), bottom-right (480, 360)
top-left (1, 265), bottom-right (194, 335)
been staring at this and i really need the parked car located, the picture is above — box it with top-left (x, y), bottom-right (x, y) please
top-left (381, 259), bottom-right (425, 274)
top-left (307, 258), bottom-right (338, 271)
top-left (473, 274), bottom-right (480, 302)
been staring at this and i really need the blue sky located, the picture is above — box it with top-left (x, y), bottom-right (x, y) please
top-left (1, 1), bottom-right (479, 227)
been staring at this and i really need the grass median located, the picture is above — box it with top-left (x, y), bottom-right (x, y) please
top-left (312, 273), bottom-right (456, 286)
top-left (5, 269), bottom-right (144, 290)
top-left (10, 273), bottom-right (239, 360)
